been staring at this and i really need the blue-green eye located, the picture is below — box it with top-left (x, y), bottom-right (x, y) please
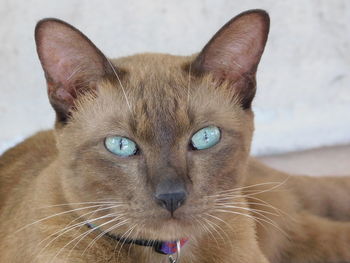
top-left (105, 136), bottom-right (138, 157)
top-left (191, 126), bottom-right (221, 150)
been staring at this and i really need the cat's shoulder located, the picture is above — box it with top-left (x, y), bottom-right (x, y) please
top-left (0, 130), bottom-right (57, 207)
top-left (246, 157), bottom-right (289, 181)
top-left (0, 130), bottom-right (56, 165)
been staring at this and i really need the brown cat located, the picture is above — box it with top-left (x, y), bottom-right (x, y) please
top-left (1, 9), bottom-right (350, 263)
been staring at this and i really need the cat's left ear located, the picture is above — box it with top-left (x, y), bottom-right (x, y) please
top-left (191, 10), bottom-right (270, 109)
top-left (35, 18), bottom-right (116, 124)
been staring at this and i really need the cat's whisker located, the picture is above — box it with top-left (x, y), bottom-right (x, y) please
top-left (15, 203), bottom-right (114, 233)
top-left (51, 216), bottom-right (125, 263)
top-left (34, 211), bottom-right (123, 261)
top-left (192, 217), bottom-right (209, 242)
top-left (213, 208), bottom-right (270, 232)
top-left (210, 186), bottom-right (296, 229)
top-left (115, 223), bottom-right (138, 262)
top-left (214, 208), bottom-right (288, 237)
top-left (245, 195), bottom-right (284, 212)
top-left (81, 216), bottom-right (129, 256)
top-left (64, 204), bottom-right (125, 229)
top-left (209, 180), bottom-right (289, 198)
top-left (223, 201), bottom-right (283, 216)
top-left (203, 215), bottom-right (236, 252)
top-left (222, 194), bottom-right (296, 222)
top-left (105, 58), bottom-right (133, 117)
top-left (195, 216), bottom-right (220, 249)
top-left (215, 203), bottom-right (280, 224)
top-left (217, 194), bottom-right (288, 218)
top-left (41, 210), bottom-right (123, 251)
top-left (201, 216), bottom-right (228, 244)
top-left (187, 63), bottom-right (192, 106)
top-left (35, 205), bottom-right (109, 250)
top-left (243, 189), bottom-right (286, 194)
top-left (244, 176), bottom-right (290, 197)
top-left (215, 203), bottom-right (280, 217)
top-left (216, 204), bottom-right (284, 234)
top-left (208, 181), bottom-right (286, 197)
top-left (204, 212), bottom-right (236, 235)
top-left (38, 201), bottom-right (124, 209)
top-left (61, 206), bottom-right (110, 249)
top-left (65, 215), bottom-right (127, 262)
top-left (127, 220), bottom-right (145, 258)
top-left (211, 192), bottom-right (284, 215)
top-left (210, 214), bottom-right (236, 251)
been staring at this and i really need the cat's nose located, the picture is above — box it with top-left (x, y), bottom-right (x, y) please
top-left (155, 191), bottom-right (187, 214)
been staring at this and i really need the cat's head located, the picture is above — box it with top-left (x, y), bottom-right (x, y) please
top-left (35, 10), bottom-right (269, 241)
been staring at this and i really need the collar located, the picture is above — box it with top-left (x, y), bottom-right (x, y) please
top-left (86, 222), bottom-right (188, 255)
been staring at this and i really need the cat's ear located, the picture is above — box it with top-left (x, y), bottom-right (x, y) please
top-left (192, 10), bottom-right (270, 109)
top-left (35, 18), bottom-right (116, 124)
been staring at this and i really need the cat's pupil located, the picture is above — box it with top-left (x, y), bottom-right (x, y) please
top-left (204, 131), bottom-right (208, 142)
top-left (119, 139), bottom-right (124, 150)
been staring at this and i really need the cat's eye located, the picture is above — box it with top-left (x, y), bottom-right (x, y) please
top-left (105, 136), bottom-right (138, 157)
top-left (190, 126), bottom-right (221, 150)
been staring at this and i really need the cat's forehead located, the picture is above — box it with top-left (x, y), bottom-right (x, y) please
top-left (113, 53), bottom-right (191, 76)
top-left (73, 53), bottom-right (243, 146)
top-left (111, 54), bottom-right (191, 141)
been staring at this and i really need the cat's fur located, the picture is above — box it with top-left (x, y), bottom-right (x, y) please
top-left (1, 9), bottom-right (350, 263)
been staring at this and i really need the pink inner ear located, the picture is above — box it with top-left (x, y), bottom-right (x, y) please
top-left (198, 12), bottom-right (269, 80)
top-left (36, 21), bottom-right (106, 88)
top-left (35, 19), bottom-right (110, 121)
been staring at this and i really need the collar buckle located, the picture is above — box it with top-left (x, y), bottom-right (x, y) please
top-left (168, 240), bottom-right (181, 263)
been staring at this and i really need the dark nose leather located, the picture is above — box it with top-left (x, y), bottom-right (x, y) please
top-left (155, 191), bottom-right (186, 214)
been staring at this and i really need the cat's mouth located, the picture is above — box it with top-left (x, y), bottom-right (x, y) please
top-left (81, 199), bottom-right (209, 241)
top-left (104, 213), bottom-right (196, 241)
top-left (93, 220), bottom-right (191, 243)
top-left (86, 222), bottom-right (189, 257)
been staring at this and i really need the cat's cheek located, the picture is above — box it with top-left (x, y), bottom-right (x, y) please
top-left (188, 145), bottom-right (241, 191)
top-left (59, 151), bottom-right (138, 199)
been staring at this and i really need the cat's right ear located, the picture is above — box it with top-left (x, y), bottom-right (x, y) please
top-left (35, 18), bottom-right (116, 124)
top-left (191, 10), bottom-right (270, 109)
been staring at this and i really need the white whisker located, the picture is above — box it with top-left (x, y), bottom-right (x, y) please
top-left (214, 208), bottom-right (287, 236)
top-left (15, 203), bottom-right (115, 233)
top-left (216, 203), bottom-right (280, 217)
top-left (105, 58), bottom-right (133, 116)
top-left (34, 212), bottom-right (122, 261)
top-left (81, 217), bottom-right (129, 256)
top-left (39, 201), bottom-right (124, 209)
top-left (115, 223), bottom-right (138, 261)
top-left (201, 217), bottom-right (227, 243)
top-left (187, 63), bottom-right (192, 106)
top-left (244, 177), bottom-right (290, 197)
top-left (208, 181), bottom-right (288, 198)
top-left (50, 216), bottom-right (122, 263)
top-left (195, 216), bottom-right (220, 248)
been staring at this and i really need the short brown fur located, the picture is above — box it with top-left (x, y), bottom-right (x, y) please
top-left (1, 10), bottom-right (350, 263)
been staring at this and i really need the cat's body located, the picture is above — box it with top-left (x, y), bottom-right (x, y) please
top-left (1, 10), bottom-right (350, 263)
top-left (2, 128), bottom-right (350, 263)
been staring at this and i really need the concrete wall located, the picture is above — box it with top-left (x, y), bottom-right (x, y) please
top-left (0, 0), bottom-right (349, 155)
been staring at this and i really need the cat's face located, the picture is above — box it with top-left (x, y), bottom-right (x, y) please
top-left (35, 11), bottom-right (269, 240)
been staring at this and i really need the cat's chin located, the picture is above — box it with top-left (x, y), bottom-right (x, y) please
top-left (102, 215), bottom-right (197, 242)
top-left (136, 215), bottom-right (201, 241)
top-left (105, 220), bottom-right (193, 242)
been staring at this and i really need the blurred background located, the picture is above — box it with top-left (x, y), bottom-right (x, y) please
top-left (0, 0), bottom-right (349, 165)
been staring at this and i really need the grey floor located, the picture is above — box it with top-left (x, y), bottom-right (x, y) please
top-left (258, 144), bottom-right (350, 176)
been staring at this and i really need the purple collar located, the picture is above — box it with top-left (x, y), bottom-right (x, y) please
top-left (86, 222), bottom-right (188, 255)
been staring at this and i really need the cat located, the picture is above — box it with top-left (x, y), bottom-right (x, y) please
top-left (1, 9), bottom-right (350, 263)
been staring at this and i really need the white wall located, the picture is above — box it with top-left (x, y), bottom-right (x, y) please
top-left (0, 0), bottom-right (349, 155)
